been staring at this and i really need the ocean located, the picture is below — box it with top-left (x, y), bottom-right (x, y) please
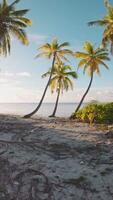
top-left (0, 103), bottom-right (81, 118)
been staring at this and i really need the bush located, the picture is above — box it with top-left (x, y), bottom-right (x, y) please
top-left (71, 102), bottom-right (113, 124)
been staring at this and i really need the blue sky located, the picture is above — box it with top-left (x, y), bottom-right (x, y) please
top-left (0, 0), bottom-right (113, 102)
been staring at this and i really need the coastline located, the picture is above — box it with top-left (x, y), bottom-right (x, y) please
top-left (0, 114), bottom-right (113, 199)
top-left (0, 102), bottom-right (85, 118)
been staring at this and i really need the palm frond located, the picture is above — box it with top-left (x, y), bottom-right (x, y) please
top-left (17, 17), bottom-right (32, 26)
top-left (88, 20), bottom-right (108, 26)
top-left (65, 71), bottom-right (78, 79)
top-left (96, 66), bottom-right (101, 76)
top-left (10, 26), bottom-right (29, 45)
top-left (38, 43), bottom-right (51, 51)
top-left (97, 55), bottom-right (110, 61)
top-left (83, 61), bottom-right (91, 74)
top-left (78, 59), bottom-right (87, 68)
top-left (65, 77), bottom-right (73, 90)
top-left (42, 70), bottom-right (51, 78)
top-left (11, 9), bottom-right (29, 16)
top-left (57, 53), bottom-right (70, 63)
top-left (61, 65), bottom-right (72, 71)
top-left (84, 42), bottom-right (93, 54)
top-left (58, 42), bottom-right (70, 49)
top-left (74, 52), bottom-right (89, 58)
top-left (97, 59), bottom-right (109, 69)
top-left (0, 0), bottom-right (31, 56)
top-left (35, 52), bottom-right (52, 58)
top-left (59, 49), bottom-right (73, 55)
top-left (10, 0), bottom-right (21, 7)
top-left (42, 61), bottom-right (77, 94)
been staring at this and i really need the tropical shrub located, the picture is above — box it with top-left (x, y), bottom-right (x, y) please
top-left (71, 102), bottom-right (113, 124)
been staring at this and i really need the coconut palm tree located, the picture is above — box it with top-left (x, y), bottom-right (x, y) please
top-left (42, 62), bottom-right (78, 117)
top-left (0, 0), bottom-right (32, 56)
top-left (88, 0), bottom-right (113, 54)
top-left (24, 39), bottom-right (73, 118)
top-left (74, 41), bottom-right (110, 113)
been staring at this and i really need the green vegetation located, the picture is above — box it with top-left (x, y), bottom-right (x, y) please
top-left (73, 42), bottom-right (109, 114)
top-left (24, 39), bottom-right (74, 118)
top-left (71, 102), bottom-right (113, 124)
top-left (0, 0), bottom-right (32, 56)
top-left (24, 40), bottom-right (110, 118)
top-left (88, 0), bottom-right (113, 54)
top-left (42, 62), bottom-right (78, 117)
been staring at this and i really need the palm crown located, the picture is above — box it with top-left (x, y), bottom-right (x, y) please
top-left (42, 62), bottom-right (78, 93)
top-left (73, 41), bottom-right (110, 113)
top-left (88, 0), bottom-right (113, 54)
top-left (0, 0), bottom-right (32, 56)
top-left (23, 39), bottom-right (73, 118)
top-left (75, 42), bottom-right (110, 76)
top-left (36, 39), bottom-right (73, 62)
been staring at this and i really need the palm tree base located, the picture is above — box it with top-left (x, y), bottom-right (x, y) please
top-left (49, 115), bottom-right (56, 118)
top-left (23, 114), bottom-right (32, 119)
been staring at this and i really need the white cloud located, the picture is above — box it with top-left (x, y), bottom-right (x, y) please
top-left (0, 74), bottom-right (112, 103)
top-left (0, 71), bottom-right (31, 79)
top-left (44, 87), bottom-right (113, 103)
top-left (17, 72), bottom-right (31, 77)
top-left (0, 72), bottom-right (14, 77)
top-left (0, 78), bottom-right (9, 84)
top-left (67, 87), bottom-right (113, 103)
top-left (28, 33), bottom-right (48, 44)
top-left (0, 84), bottom-right (42, 103)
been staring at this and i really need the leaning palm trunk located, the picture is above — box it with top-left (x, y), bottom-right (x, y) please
top-left (24, 54), bottom-right (56, 118)
top-left (75, 72), bottom-right (93, 113)
top-left (49, 88), bottom-right (60, 117)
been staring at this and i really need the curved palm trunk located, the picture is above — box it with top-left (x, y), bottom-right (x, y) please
top-left (49, 87), bottom-right (61, 117)
top-left (24, 54), bottom-right (56, 118)
top-left (75, 72), bottom-right (93, 113)
top-left (49, 88), bottom-right (60, 117)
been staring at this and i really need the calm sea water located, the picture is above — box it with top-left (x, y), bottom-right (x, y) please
top-left (0, 103), bottom-right (82, 118)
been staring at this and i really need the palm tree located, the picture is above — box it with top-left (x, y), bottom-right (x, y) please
top-left (88, 0), bottom-right (113, 54)
top-left (42, 62), bottom-right (78, 117)
top-left (0, 0), bottom-right (32, 56)
top-left (24, 39), bottom-right (73, 118)
top-left (74, 41), bottom-right (109, 113)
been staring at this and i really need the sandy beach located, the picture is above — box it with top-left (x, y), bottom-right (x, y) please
top-left (0, 115), bottom-right (113, 200)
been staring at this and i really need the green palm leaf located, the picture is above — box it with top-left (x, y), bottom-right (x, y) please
top-left (88, 0), bottom-right (113, 54)
top-left (84, 42), bottom-right (93, 54)
top-left (0, 0), bottom-right (31, 56)
top-left (42, 62), bottom-right (77, 94)
top-left (58, 42), bottom-right (70, 49)
top-left (75, 52), bottom-right (89, 58)
top-left (11, 9), bottom-right (29, 16)
top-left (76, 41), bottom-right (109, 76)
top-left (88, 20), bottom-right (108, 26)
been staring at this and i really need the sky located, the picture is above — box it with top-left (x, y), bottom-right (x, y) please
top-left (0, 0), bottom-right (113, 103)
